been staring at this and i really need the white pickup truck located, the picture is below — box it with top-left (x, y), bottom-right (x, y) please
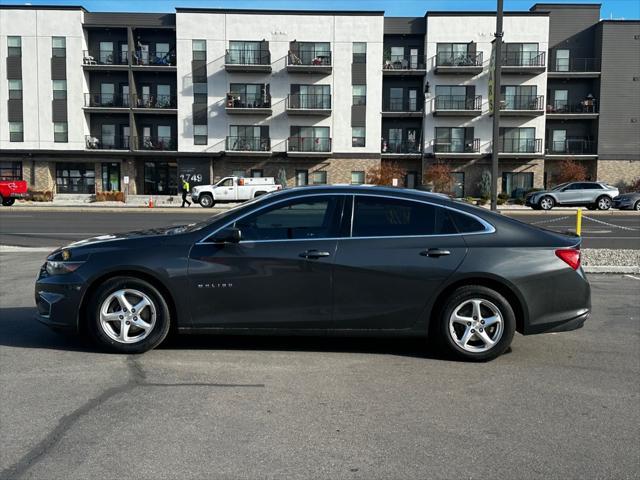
top-left (191, 176), bottom-right (282, 208)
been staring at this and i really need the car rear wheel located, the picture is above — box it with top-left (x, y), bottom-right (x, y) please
top-left (596, 196), bottom-right (612, 210)
top-left (436, 286), bottom-right (516, 361)
top-left (199, 194), bottom-right (214, 208)
top-left (540, 196), bottom-right (555, 210)
top-left (88, 276), bottom-right (171, 353)
top-left (1, 197), bottom-right (15, 206)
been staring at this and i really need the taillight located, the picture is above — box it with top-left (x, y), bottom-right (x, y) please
top-left (555, 248), bottom-right (581, 270)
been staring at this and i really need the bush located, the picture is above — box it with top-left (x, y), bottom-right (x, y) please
top-left (478, 170), bottom-right (492, 198)
top-left (515, 197), bottom-right (526, 205)
top-left (497, 197), bottom-right (506, 205)
top-left (616, 177), bottom-right (640, 193)
top-left (424, 162), bottom-right (453, 194)
top-left (477, 196), bottom-right (489, 206)
top-left (498, 192), bottom-right (510, 201)
top-left (27, 190), bottom-right (53, 202)
top-left (554, 159), bottom-right (587, 184)
top-left (95, 191), bottom-right (125, 202)
top-left (463, 196), bottom-right (475, 204)
top-left (366, 162), bottom-right (407, 186)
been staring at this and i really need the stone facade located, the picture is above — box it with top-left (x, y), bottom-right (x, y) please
top-left (597, 160), bottom-right (640, 188)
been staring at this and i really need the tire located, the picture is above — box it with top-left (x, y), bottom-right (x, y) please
top-left (434, 285), bottom-right (516, 362)
top-left (87, 276), bottom-right (171, 354)
top-left (596, 195), bottom-right (612, 211)
top-left (635, 201), bottom-right (640, 211)
top-left (199, 194), bottom-right (214, 208)
top-left (587, 204), bottom-right (597, 211)
top-left (254, 191), bottom-right (267, 198)
top-left (540, 196), bottom-right (555, 210)
top-left (1, 196), bottom-right (15, 206)
top-left (530, 205), bottom-right (542, 211)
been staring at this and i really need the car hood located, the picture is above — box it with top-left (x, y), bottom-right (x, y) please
top-left (65, 225), bottom-right (192, 248)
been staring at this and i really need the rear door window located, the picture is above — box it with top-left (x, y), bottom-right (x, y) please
top-left (447, 209), bottom-right (488, 233)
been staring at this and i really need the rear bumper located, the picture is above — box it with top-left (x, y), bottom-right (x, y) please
top-left (524, 309), bottom-right (590, 335)
top-left (6, 192), bottom-right (27, 198)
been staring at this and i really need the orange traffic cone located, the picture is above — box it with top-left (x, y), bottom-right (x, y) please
top-left (148, 196), bottom-right (154, 208)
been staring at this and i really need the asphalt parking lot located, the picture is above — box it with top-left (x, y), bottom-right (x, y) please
top-left (1, 251), bottom-right (639, 480)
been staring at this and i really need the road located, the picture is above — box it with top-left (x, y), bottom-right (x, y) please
top-left (0, 251), bottom-right (639, 479)
top-left (0, 209), bottom-right (638, 249)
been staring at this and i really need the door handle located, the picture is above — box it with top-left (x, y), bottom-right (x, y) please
top-left (299, 250), bottom-right (331, 259)
top-left (420, 248), bottom-right (451, 257)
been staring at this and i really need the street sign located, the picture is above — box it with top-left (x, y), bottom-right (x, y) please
top-left (123, 176), bottom-right (130, 185)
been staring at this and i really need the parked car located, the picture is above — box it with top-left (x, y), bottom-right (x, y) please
top-left (35, 186), bottom-right (591, 361)
top-left (0, 179), bottom-right (28, 206)
top-left (613, 192), bottom-right (640, 211)
top-left (191, 176), bottom-right (281, 208)
top-left (525, 181), bottom-right (619, 210)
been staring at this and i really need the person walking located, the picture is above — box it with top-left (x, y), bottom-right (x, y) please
top-left (181, 178), bottom-right (191, 207)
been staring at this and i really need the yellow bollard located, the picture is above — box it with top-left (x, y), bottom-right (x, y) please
top-left (576, 209), bottom-right (582, 236)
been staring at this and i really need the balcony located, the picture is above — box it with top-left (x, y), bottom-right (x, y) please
top-left (433, 138), bottom-right (481, 158)
top-left (546, 99), bottom-right (599, 119)
top-left (224, 48), bottom-right (272, 73)
top-left (546, 139), bottom-right (597, 157)
top-left (434, 52), bottom-right (483, 75)
top-left (83, 93), bottom-right (129, 110)
top-left (499, 95), bottom-right (544, 116)
top-left (134, 136), bottom-right (177, 151)
top-left (82, 50), bottom-right (128, 70)
top-left (382, 98), bottom-right (423, 118)
top-left (130, 49), bottom-right (176, 70)
top-left (286, 94), bottom-right (331, 116)
top-left (225, 93), bottom-right (272, 115)
top-left (501, 51), bottom-right (546, 74)
top-left (548, 58), bottom-right (600, 78)
top-left (225, 136), bottom-right (271, 156)
top-left (433, 95), bottom-right (482, 117)
top-left (286, 50), bottom-right (332, 75)
top-left (132, 94), bottom-right (177, 112)
top-left (382, 54), bottom-right (426, 76)
top-left (287, 137), bottom-right (332, 157)
top-left (85, 135), bottom-right (129, 150)
top-left (381, 141), bottom-right (422, 158)
top-left (498, 138), bottom-right (543, 157)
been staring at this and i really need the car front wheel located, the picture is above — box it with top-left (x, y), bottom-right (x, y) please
top-left (635, 201), bottom-right (640, 211)
top-left (88, 276), bottom-right (171, 353)
top-left (596, 196), bottom-right (612, 210)
top-left (436, 286), bottom-right (516, 361)
top-left (540, 196), bottom-right (555, 210)
top-left (199, 194), bottom-right (214, 208)
top-left (1, 196), bottom-right (15, 206)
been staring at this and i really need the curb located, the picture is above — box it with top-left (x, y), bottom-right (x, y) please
top-left (2, 206), bottom-right (223, 213)
top-left (583, 265), bottom-right (640, 274)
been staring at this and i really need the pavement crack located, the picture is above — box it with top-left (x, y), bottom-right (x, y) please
top-left (142, 382), bottom-right (265, 388)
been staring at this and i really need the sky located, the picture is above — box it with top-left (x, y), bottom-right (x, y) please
top-left (0, 0), bottom-right (638, 19)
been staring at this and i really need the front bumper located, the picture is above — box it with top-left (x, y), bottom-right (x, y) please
top-left (613, 199), bottom-right (633, 209)
top-left (35, 270), bottom-right (85, 332)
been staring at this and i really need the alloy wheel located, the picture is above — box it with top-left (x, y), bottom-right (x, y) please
top-left (597, 197), bottom-right (611, 210)
top-left (99, 288), bottom-right (157, 344)
top-left (448, 299), bottom-right (504, 353)
top-left (635, 201), bottom-right (640, 211)
top-left (540, 197), bottom-right (553, 210)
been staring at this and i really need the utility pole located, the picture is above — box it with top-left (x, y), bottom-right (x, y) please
top-left (490, 0), bottom-right (504, 211)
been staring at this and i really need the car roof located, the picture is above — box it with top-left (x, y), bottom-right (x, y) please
top-left (276, 184), bottom-right (450, 199)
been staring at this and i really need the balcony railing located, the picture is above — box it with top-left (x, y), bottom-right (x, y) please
top-left (499, 138), bottom-right (543, 154)
top-left (84, 93), bottom-right (129, 108)
top-left (547, 99), bottom-right (598, 114)
top-left (383, 98), bottom-right (423, 112)
top-left (286, 94), bottom-right (331, 110)
top-left (83, 49), bottom-right (127, 66)
top-left (135, 136), bottom-right (177, 151)
top-left (133, 94), bottom-right (177, 109)
top-left (434, 95), bottom-right (482, 111)
top-left (500, 95), bottom-right (544, 111)
top-left (287, 50), bottom-right (332, 67)
top-left (226, 92), bottom-right (271, 109)
top-left (435, 51), bottom-right (483, 67)
top-left (381, 141), bottom-right (421, 154)
top-left (226, 136), bottom-right (270, 152)
top-left (547, 139), bottom-right (597, 155)
top-left (383, 54), bottom-right (426, 70)
top-left (132, 50), bottom-right (175, 66)
top-left (550, 57), bottom-right (600, 72)
top-left (502, 51), bottom-right (546, 67)
top-left (85, 135), bottom-right (129, 150)
top-left (434, 138), bottom-right (480, 153)
top-left (288, 136), bottom-right (332, 153)
top-left (225, 48), bottom-right (271, 66)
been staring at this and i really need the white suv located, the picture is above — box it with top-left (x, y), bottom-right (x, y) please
top-left (526, 182), bottom-right (619, 210)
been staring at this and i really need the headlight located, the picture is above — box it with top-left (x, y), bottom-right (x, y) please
top-left (45, 261), bottom-right (84, 275)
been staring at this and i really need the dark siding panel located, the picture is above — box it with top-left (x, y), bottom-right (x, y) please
top-left (192, 60), bottom-right (207, 83)
top-left (384, 17), bottom-right (426, 35)
top-left (7, 99), bottom-right (23, 122)
top-left (192, 103), bottom-right (207, 124)
top-left (6, 57), bottom-right (22, 79)
top-left (52, 99), bottom-right (68, 122)
top-left (351, 105), bottom-right (366, 127)
top-left (84, 12), bottom-right (175, 27)
top-left (51, 56), bottom-right (67, 80)
top-left (351, 63), bottom-right (366, 84)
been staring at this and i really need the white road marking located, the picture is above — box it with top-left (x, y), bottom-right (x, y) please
top-left (624, 274), bottom-right (640, 281)
top-left (0, 245), bottom-right (57, 253)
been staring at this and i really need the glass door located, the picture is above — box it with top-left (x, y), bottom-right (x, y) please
top-left (556, 49), bottom-right (570, 71)
top-left (408, 89), bottom-right (418, 111)
top-left (389, 88), bottom-right (403, 111)
top-left (554, 90), bottom-right (568, 112)
top-left (120, 43), bottom-right (128, 64)
top-left (451, 128), bottom-right (465, 152)
top-left (121, 84), bottom-right (129, 107)
top-left (122, 126), bottom-right (130, 149)
top-left (100, 83), bottom-right (114, 106)
top-left (157, 126), bottom-right (171, 149)
top-left (552, 129), bottom-right (567, 153)
top-left (157, 85), bottom-right (171, 107)
top-left (102, 163), bottom-right (121, 191)
top-left (388, 128), bottom-right (402, 153)
top-left (101, 124), bottom-right (115, 148)
top-left (409, 48), bottom-right (418, 69)
top-left (140, 85), bottom-right (151, 107)
top-left (99, 42), bottom-right (113, 64)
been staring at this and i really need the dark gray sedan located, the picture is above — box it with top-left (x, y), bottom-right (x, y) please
top-left (613, 192), bottom-right (640, 210)
top-left (35, 186), bottom-right (591, 361)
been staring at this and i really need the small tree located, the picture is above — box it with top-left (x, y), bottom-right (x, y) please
top-left (424, 162), bottom-right (453, 194)
top-left (478, 170), bottom-right (492, 198)
top-left (366, 162), bottom-right (407, 186)
top-left (554, 159), bottom-right (587, 184)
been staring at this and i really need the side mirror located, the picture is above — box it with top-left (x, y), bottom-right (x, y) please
top-left (212, 227), bottom-right (242, 244)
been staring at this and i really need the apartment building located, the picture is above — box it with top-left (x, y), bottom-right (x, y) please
top-left (1, 3), bottom-right (638, 198)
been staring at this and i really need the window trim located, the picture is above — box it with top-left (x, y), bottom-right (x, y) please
top-left (198, 192), bottom-right (495, 244)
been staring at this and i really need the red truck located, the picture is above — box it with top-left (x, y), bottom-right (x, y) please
top-left (0, 180), bottom-right (28, 206)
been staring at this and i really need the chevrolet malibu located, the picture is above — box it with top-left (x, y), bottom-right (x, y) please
top-left (35, 186), bottom-right (591, 361)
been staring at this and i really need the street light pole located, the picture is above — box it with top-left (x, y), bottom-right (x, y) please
top-left (491, 0), bottom-right (504, 211)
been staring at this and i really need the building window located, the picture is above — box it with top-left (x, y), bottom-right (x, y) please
top-left (353, 42), bottom-right (366, 63)
top-left (311, 171), bottom-right (327, 185)
top-left (192, 39), bottom-right (206, 60)
top-left (251, 169), bottom-right (263, 178)
top-left (351, 171), bottom-right (365, 185)
top-left (352, 127), bottom-right (365, 147)
top-left (232, 170), bottom-right (246, 178)
top-left (56, 163), bottom-right (96, 194)
top-left (193, 83), bottom-right (207, 104)
top-left (8, 79), bottom-right (22, 100)
top-left (8, 36), bottom-right (21, 57)
top-left (0, 161), bottom-right (22, 181)
top-left (194, 124), bottom-right (208, 145)
top-left (54, 122), bottom-right (68, 143)
top-left (9, 122), bottom-right (23, 142)
top-left (352, 85), bottom-right (366, 106)
top-left (296, 170), bottom-right (309, 186)
top-left (502, 172), bottom-right (533, 199)
top-left (52, 37), bottom-right (66, 57)
top-left (144, 161), bottom-right (177, 195)
top-left (52, 80), bottom-right (67, 100)
top-left (555, 49), bottom-right (570, 72)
